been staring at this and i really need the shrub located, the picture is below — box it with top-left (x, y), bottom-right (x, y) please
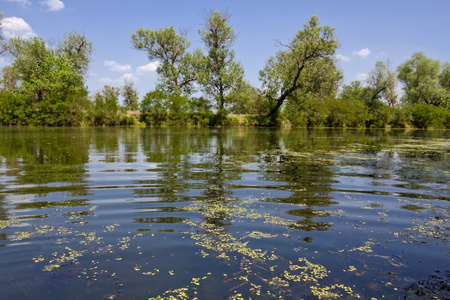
top-left (411, 104), bottom-right (450, 128)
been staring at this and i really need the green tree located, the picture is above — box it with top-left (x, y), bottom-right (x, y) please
top-left (339, 81), bottom-right (371, 102)
top-left (93, 85), bottom-right (120, 125)
top-left (397, 52), bottom-right (443, 105)
top-left (6, 33), bottom-right (92, 103)
top-left (367, 61), bottom-right (397, 107)
top-left (0, 65), bottom-right (19, 93)
top-left (439, 62), bottom-right (450, 107)
top-left (131, 26), bottom-right (200, 96)
top-left (140, 90), bottom-right (168, 125)
top-left (121, 78), bottom-right (139, 110)
top-left (0, 11), bottom-right (7, 55)
top-left (57, 32), bottom-right (93, 77)
top-left (227, 81), bottom-right (268, 115)
top-left (198, 11), bottom-right (244, 113)
top-left (258, 15), bottom-right (340, 120)
top-left (0, 92), bottom-right (30, 125)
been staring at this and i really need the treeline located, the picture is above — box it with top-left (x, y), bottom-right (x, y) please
top-left (0, 11), bottom-right (449, 128)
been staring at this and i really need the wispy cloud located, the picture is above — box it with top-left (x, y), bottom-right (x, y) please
top-left (2, 17), bottom-right (36, 39)
top-left (99, 73), bottom-right (138, 85)
top-left (336, 54), bottom-right (351, 62)
top-left (40, 0), bottom-right (65, 11)
top-left (353, 48), bottom-right (371, 59)
top-left (5, 0), bottom-right (31, 8)
top-left (356, 73), bottom-right (369, 81)
top-left (136, 61), bottom-right (159, 75)
top-left (104, 60), bottom-right (132, 73)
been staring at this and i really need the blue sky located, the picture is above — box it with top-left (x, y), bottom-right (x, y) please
top-left (1, 0), bottom-right (449, 101)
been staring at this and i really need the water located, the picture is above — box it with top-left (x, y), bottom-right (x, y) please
top-left (0, 127), bottom-right (448, 299)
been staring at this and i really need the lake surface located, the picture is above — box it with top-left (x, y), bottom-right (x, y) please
top-left (0, 127), bottom-right (448, 299)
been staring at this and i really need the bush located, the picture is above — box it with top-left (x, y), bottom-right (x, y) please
top-left (326, 98), bottom-right (368, 127)
top-left (0, 93), bottom-right (31, 125)
top-left (411, 104), bottom-right (450, 128)
top-left (120, 116), bottom-right (136, 126)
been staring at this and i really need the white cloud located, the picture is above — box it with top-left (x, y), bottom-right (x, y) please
top-left (336, 54), bottom-right (351, 62)
top-left (353, 48), bottom-right (371, 59)
top-left (356, 73), bottom-right (369, 81)
top-left (99, 73), bottom-right (138, 85)
top-left (40, 0), bottom-right (65, 11)
top-left (2, 17), bottom-right (36, 39)
top-left (136, 61), bottom-right (159, 75)
top-left (104, 60), bottom-right (132, 73)
top-left (5, 0), bottom-right (31, 7)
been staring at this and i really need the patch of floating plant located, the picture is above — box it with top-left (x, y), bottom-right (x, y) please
top-left (399, 204), bottom-right (426, 211)
top-left (401, 206), bottom-right (449, 244)
top-left (0, 219), bottom-right (19, 229)
top-left (168, 196), bottom-right (361, 299)
top-left (361, 202), bottom-right (383, 210)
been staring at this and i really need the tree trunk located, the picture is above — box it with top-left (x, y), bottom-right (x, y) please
top-left (266, 98), bottom-right (285, 119)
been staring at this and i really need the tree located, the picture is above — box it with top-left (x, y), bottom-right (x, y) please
top-left (6, 33), bottom-right (92, 103)
top-left (367, 61), bottom-right (397, 107)
top-left (57, 32), bottom-right (93, 76)
top-left (258, 15), bottom-right (340, 120)
top-left (140, 90), bottom-right (168, 125)
top-left (93, 85), bottom-right (120, 125)
top-left (121, 78), bottom-right (139, 110)
top-left (397, 52), bottom-right (443, 105)
top-left (339, 81), bottom-right (371, 102)
top-left (198, 11), bottom-right (244, 113)
top-left (131, 26), bottom-right (200, 96)
top-left (227, 81), bottom-right (267, 115)
top-left (0, 66), bottom-right (19, 93)
top-left (0, 11), bottom-right (7, 55)
top-left (439, 62), bottom-right (450, 107)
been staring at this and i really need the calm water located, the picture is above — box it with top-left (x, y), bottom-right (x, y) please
top-left (0, 127), bottom-right (448, 300)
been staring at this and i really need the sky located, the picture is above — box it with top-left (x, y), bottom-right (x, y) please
top-left (1, 0), bottom-right (449, 102)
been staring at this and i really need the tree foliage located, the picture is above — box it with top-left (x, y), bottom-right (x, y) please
top-left (339, 81), bottom-right (371, 102)
top-left (367, 61), bottom-right (397, 107)
top-left (227, 81), bottom-right (268, 115)
top-left (121, 78), bottom-right (139, 110)
top-left (198, 11), bottom-right (244, 112)
top-left (397, 52), bottom-right (445, 106)
top-left (0, 11), bottom-right (7, 55)
top-left (131, 26), bottom-right (200, 96)
top-left (258, 15), bottom-right (341, 120)
top-left (6, 33), bottom-right (92, 103)
top-left (93, 85), bottom-right (120, 126)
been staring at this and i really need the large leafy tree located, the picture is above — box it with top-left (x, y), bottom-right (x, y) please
top-left (397, 52), bottom-right (444, 106)
top-left (198, 11), bottom-right (244, 113)
top-left (367, 61), bottom-right (397, 107)
top-left (131, 26), bottom-right (201, 96)
top-left (6, 33), bottom-right (92, 103)
top-left (259, 15), bottom-right (341, 119)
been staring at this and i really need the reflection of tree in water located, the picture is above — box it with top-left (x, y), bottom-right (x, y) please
top-left (0, 128), bottom-right (90, 190)
top-left (136, 129), bottom-right (248, 228)
top-left (136, 128), bottom-right (205, 202)
top-left (0, 191), bottom-right (7, 243)
top-left (258, 130), bottom-right (341, 232)
top-left (334, 132), bottom-right (449, 201)
top-left (0, 128), bottom-right (92, 242)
